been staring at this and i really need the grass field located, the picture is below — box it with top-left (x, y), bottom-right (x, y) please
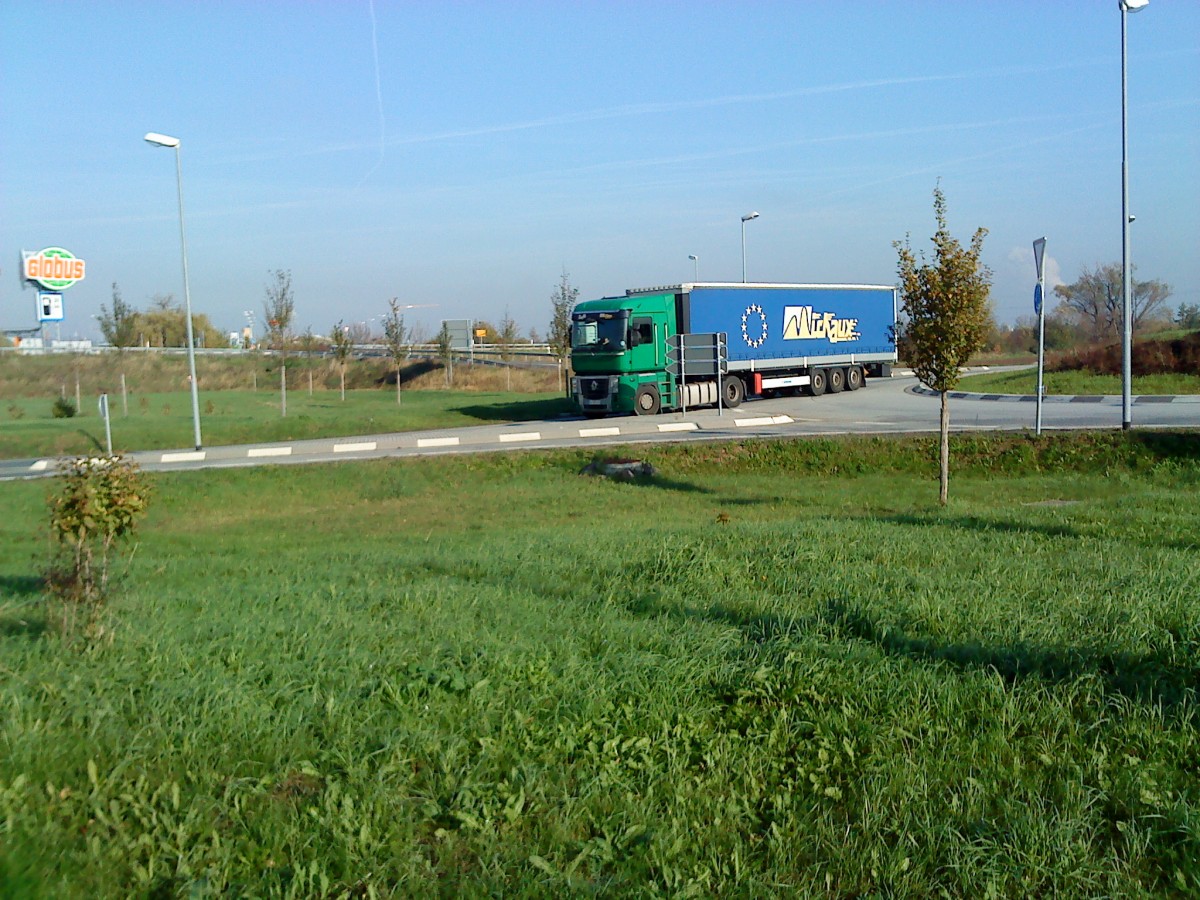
top-left (2, 432), bottom-right (1198, 897)
top-left (0, 389), bottom-right (574, 459)
top-left (957, 368), bottom-right (1200, 396)
top-left (0, 351), bottom-right (569, 459)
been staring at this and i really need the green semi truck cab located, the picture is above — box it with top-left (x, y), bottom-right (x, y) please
top-left (570, 290), bottom-right (679, 416)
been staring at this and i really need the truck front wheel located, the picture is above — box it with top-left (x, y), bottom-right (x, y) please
top-left (634, 384), bottom-right (661, 416)
top-left (828, 367), bottom-right (845, 393)
top-left (722, 375), bottom-right (744, 408)
top-left (809, 369), bottom-right (827, 397)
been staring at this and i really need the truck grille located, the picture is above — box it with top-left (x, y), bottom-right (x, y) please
top-left (578, 377), bottom-right (612, 400)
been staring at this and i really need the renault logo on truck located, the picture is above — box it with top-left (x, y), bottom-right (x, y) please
top-left (23, 247), bottom-right (86, 290)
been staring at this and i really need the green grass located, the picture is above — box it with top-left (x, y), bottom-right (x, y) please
top-left (958, 368), bottom-right (1200, 396)
top-left (2, 432), bottom-right (1199, 896)
top-left (0, 388), bottom-right (574, 459)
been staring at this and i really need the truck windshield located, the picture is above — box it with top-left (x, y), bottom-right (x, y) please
top-left (571, 311), bottom-right (628, 351)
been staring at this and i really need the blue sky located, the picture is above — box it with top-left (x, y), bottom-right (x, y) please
top-left (3, 1), bottom-right (1197, 342)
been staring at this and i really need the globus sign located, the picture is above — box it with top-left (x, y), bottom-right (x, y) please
top-left (23, 247), bottom-right (86, 290)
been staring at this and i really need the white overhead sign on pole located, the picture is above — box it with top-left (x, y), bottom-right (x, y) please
top-left (37, 292), bottom-right (64, 322)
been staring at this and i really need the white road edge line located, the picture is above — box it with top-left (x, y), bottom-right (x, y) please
top-left (248, 447), bottom-right (293, 458)
top-left (579, 427), bottom-right (621, 437)
top-left (334, 441), bottom-right (377, 453)
top-left (734, 415), bottom-right (794, 427)
top-left (658, 422), bottom-right (698, 432)
top-left (499, 432), bottom-right (541, 443)
top-left (417, 437), bottom-right (460, 448)
top-left (161, 451), bottom-right (206, 463)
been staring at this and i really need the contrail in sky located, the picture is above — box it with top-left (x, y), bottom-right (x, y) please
top-left (380, 57), bottom-right (1127, 149)
top-left (356, 0), bottom-right (387, 187)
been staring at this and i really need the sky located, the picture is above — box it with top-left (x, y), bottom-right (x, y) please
top-left (2, 1), bottom-right (1197, 344)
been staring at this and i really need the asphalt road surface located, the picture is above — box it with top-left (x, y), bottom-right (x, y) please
top-left (2, 373), bottom-right (1196, 480)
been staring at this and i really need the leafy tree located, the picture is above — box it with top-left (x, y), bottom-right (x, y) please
top-left (46, 455), bottom-right (150, 639)
top-left (1175, 302), bottom-right (1200, 331)
top-left (97, 283), bottom-right (138, 351)
top-left (331, 319), bottom-right (354, 400)
top-left (263, 269), bottom-right (295, 416)
top-left (894, 185), bottom-right (993, 506)
top-left (135, 293), bottom-right (223, 349)
top-left (383, 298), bottom-right (408, 405)
top-left (1043, 312), bottom-right (1081, 351)
top-left (548, 270), bottom-right (578, 364)
top-left (1053, 263), bottom-right (1171, 342)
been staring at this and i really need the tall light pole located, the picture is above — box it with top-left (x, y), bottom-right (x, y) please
top-left (144, 131), bottom-right (203, 450)
top-left (740, 211), bottom-right (759, 283)
top-left (688, 254), bottom-right (699, 282)
top-left (1120, 0), bottom-right (1148, 431)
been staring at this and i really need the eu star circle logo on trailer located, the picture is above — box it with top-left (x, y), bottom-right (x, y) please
top-left (741, 304), bottom-right (767, 348)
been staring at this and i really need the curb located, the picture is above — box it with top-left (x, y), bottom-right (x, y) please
top-left (4, 412), bottom-right (800, 478)
top-left (908, 385), bottom-right (1200, 404)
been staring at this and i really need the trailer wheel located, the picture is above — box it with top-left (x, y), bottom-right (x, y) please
top-left (634, 383), bottom-right (661, 416)
top-left (828, 367), bottom-right (845, 393)
top-left (722, 375), bottom-right (744, 408)
top-left (845, 365), bottom-right (864, 391)
top-left (809, 368), bottom-right (827, 396)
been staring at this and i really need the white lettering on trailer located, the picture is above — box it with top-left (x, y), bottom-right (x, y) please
top-left (782, 306), bottom-right (860, 343)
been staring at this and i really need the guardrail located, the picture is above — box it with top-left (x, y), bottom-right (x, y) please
top-left (0, 342), bottom-right (562, 361)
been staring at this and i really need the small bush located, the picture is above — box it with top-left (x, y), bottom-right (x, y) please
top-left (52, 396), bottom-right (77, 418)
top-left (7, 402), bottom-right (23, 420)
top-left (45, 455), bottom-right (151, 640)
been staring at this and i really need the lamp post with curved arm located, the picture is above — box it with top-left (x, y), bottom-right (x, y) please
top-left (144, 131), bottom-right (203, 449)
top-left (740, 212), bottom-right (759, 283)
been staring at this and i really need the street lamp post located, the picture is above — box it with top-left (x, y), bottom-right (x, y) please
top-left (740, 212), bottom-right (759, 283)
top-left (1120, 0), bottom-right (1148, 431)
top-left (688, 254), bottom-right (699, 282)
top-left (144, 131), bottom-right (203, 450)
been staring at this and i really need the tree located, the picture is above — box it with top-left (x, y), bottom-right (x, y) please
top-left (894, 186), bottom-right (993, 506)
top-left (46, 455), bottom-right (150, 639)
top-left (549, 270), bottom-right (579, 390)
top-left (136, 293), bottom-right (223, 349)
top-left (1053, 263), bottom-right (1171, 342)
top-left (382, 298), bottom-right (408, 405)
top-left (346, 321), bottom-right (372, 345)
top-left (331, 319), bottom-right (354, 400)
top-left (498, 307), bottom-right (519, 390)
top-left (435, 321), bottom-right (454, 386)
top-left (97, 283), bottom-right (138, 351)
top-left (1174, 302), bottom-right (1200, 331)
top-left (263, 269), bottom-right (295, 417)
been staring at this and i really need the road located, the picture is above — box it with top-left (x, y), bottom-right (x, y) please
top-left (2, 374), bottom-right (1196, 480)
